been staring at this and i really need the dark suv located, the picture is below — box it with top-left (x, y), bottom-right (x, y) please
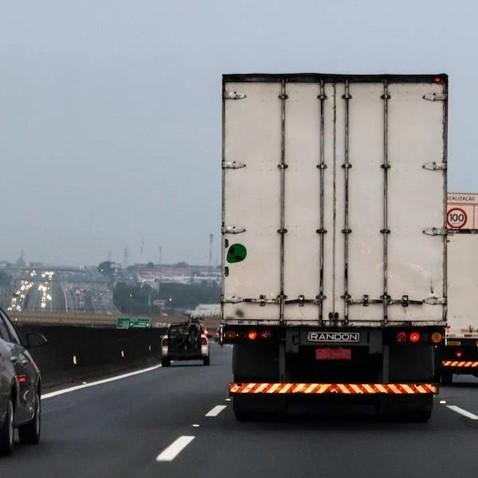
top-left (0, 308), bottom-right (45, 455)
top-left (161, 320), bottom-right (210, 367)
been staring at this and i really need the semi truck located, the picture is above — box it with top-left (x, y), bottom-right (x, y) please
top-left (441, 193), bottom-right (478, 383)
top-left (221, 73), bottom-right (448, 421)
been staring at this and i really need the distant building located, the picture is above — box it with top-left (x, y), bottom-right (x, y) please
top-left (132, 263), bottom-right (220, 286)
top-left (190, 304), bottom-right (221, 318)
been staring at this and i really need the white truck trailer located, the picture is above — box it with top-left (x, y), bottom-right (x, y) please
top-left (441, 193), bottom-right (478, 383)
top-left (221, 73), bottom-right (447, 421)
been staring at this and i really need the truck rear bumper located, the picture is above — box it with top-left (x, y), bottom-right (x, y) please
top-left (441, 360), bottom-right (478, 368)
top-left (229, 383), bottom-right (437, 395)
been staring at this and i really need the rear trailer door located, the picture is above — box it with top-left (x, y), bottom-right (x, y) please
top-left (222, 74), bottom-right (447, 325)
top-left (447, 233), bottom-right (478, 338)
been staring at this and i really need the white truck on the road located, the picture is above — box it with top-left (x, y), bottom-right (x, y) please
top-left (441, 193), bottom-right (478, 383)
top-left (221, 73), bottom-right (448, 421)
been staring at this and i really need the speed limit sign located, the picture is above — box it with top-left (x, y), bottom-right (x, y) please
top-left (447, 207), bottom-right (467, 229)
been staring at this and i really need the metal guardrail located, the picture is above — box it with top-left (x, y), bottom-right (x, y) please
top-left (8, 311), bottom-right (222, 330)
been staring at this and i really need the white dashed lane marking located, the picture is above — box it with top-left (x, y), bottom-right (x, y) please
top-left (156, 436), bottom-right (195, 462)
top-left (205, 405), bottom-right (227, 417)
top-left (446, 405), bottom-right (478, 420)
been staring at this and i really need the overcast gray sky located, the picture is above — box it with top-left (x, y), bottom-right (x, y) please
top-left (0, 0), bottom-right (475, 266)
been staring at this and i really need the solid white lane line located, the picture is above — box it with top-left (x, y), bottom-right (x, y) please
top-left (206, 405), bottom-right (227, 417)
top-left (447, 405), bottom-right (478, 420)
top-left (156, 436), bottom-right (195, 462)
top-left (42, 365), bottom-right (161, 400)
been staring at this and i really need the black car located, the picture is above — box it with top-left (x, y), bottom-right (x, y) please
top-left (161, 320), bottom-right (210, 367)
top-left (0, 308), bottom-right (45, 455)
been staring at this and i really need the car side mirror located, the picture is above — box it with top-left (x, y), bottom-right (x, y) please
top-left (25, 333), bottom-right (47, 349)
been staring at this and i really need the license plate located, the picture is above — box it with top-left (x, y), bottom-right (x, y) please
top-left (316, 348), bottom-right (352, 360)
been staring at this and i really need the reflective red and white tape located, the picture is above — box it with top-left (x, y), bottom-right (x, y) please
top-left (442, 361), bottom-right (478, 368)
top-left (229, 383), bottom-right (437, 395)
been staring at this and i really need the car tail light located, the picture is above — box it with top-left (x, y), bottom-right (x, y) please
top-left (433, 75), bottom-right (444, 84)
top-left (201, 336), bottom-right (207, 345)
top-left (409, 331), bottom-right (421, 344)
top-left (247, 330), bottom-right (258, 341)
top-left (396, 331), bottom-right (407, 344)
top-left (162, 337), bottom-right (168, 347)
top-left (17, 374), bottom-right (27, 384)
top-left (260, 329), bottom-right (272, 340)
top-left (456, 349), bottom-right (463, 358)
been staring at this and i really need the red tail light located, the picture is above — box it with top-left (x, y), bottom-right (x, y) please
top-left (17, 374), bottom-right (27, 384)
top-left (247, 330), bottom-right (258, 341)
top-left (432, 75), bottom-right (444, 84)
top-left (409, 331), bottom-right (421, 344)
top-left (396, 331), bottom-right (407, 344)
top-left (260, 330), bottom-right (272, 340)
top-left (224, 330), bottom-right (238, 341)
top-left (455, 349), bottom-right (463, 358)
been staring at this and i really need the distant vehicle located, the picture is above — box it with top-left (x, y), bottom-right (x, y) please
top-left (0, 308), bottom-right (46, 455)
top-left (440, 196), bottom-right (478, 384)
top-left (221, 73), bottom-right (447, 421)
top-left (161, 320), bottom-right (210, 367)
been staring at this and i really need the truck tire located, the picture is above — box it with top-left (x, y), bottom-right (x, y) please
top-left (441, 371), bottom-right (453, 385)
top-left (161, 358), bottom-right (171, 367)
top-left (18, 391), bottom-right (41, 445)
top-left (233, 395), bottom-right (287, 421)
top-left (379, 396), bottom-right (433, 422)
top-left (0, 399), bottom-right (14, 455)
top-left (233, 396), bottom-right (256, 421)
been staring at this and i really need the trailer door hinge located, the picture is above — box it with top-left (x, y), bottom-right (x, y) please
top-left (222, 296), bottom-right (244, 304)
top-left (223, 160), bottom-right (246, 169)
top-left (422, 92), bottom-right (447, 102)
top-left (422, 162), bottom-right (446, 171)
top-left (222, 225), bottom-right (246, 234)
top-left (423, 296), bottom-right (446, 305)
top-left (224, 90), bottom-right (247, 100)
top-left (423, 227), bottom-right (447, 236)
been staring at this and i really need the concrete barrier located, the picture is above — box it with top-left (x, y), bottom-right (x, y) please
top-left (16, 325), bottom-right (167, 390)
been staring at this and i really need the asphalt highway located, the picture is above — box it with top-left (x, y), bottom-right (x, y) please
top-left (1, 345), bottom-right (477, 478)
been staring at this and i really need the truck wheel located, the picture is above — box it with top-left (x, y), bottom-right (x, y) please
top-left (233, 395), bottom-right (287, 421)
top-left (441, 371), bottom-right (453, 385)
top-left (203, 356), bottom-right (210, 366)
top-left (18, 391), bottom-right (41, 445)
top-left (161, 358), bottom-right (171, 367)
top-left (379, 396), bottom-right (433, 422)
top-left (233, 396), bottom-right (257, 421)
top-left (0, 399), bottom-right (14, 455)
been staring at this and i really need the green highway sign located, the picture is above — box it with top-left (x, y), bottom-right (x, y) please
top-left (117, 317), bottom-right (151, 329)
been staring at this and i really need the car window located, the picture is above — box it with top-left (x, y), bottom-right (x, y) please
top-left (169, 326), bottom-right (189, 337)
top-left (1, 312), bottom-right (21, 345)
top-left (0, 315), bottom-right (12, 343)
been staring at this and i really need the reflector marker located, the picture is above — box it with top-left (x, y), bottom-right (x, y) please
top-left (229, 383), bottom-right (437, 395)
top-left (442, 361), bottom-right (478, 368)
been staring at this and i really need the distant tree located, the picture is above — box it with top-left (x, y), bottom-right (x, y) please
top-left (112, 281), bottom-right (220, 313)
top-left (0, 271), bottom-right (11, 287)
top-left (97, 261), bottom-right (114, 277)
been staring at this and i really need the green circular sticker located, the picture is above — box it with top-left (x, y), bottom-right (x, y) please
top-left (227, 243), bottom-right (247, 263)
